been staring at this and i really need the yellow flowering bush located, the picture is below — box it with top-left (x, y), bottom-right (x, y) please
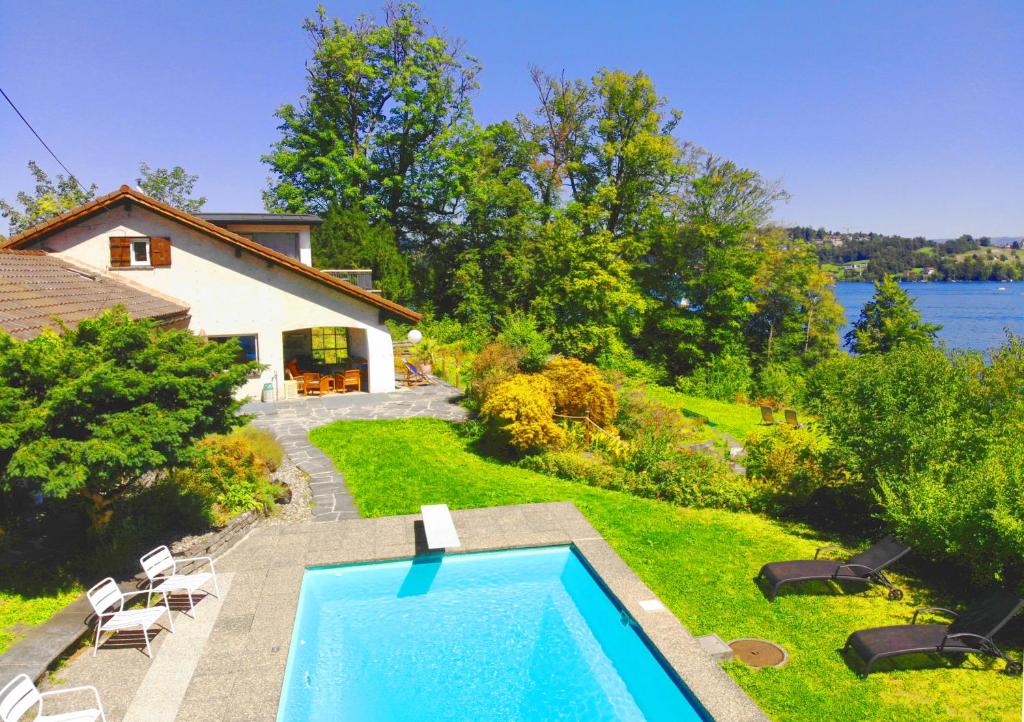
top-left (480, 374), bottom-right (564, 453)
top-left (541, 357), bottom-right (617, 426)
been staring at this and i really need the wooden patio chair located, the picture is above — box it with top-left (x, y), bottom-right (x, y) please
top-left (341, 369), bottom-right (361, 393)
top-left (760, 406), bottom-right (777, 425)
top-left (301, 372), bottom-right (321, 396)
top-left (784, 409), bottom-right (801, 427)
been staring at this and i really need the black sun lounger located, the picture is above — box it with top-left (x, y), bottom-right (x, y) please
top-left (757, 535), bottom-right (911, 601)
top-left (844, 589), bottom-right (1023, 676)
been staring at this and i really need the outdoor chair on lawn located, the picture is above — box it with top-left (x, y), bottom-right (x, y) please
top-left (757, 534), bottom-right (911, 601)
top-left (759, 406), bottom-right (777, 425)
top-left (86, 578), bottom-right (174, 658)
top-left (844, 589), bottom-right (1024, 676)
top-left (0, 674), bottom-right (107, 722)
top-left (140, 545), bottom-right (220, 619)
top-left (784, 409), bottom-right (801, 427)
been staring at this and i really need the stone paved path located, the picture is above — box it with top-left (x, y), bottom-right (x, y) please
top-left (241, 381), bottom-right (469, 522)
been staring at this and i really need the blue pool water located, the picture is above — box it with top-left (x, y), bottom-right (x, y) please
top-left (277, 546), bottom-right (707, 722)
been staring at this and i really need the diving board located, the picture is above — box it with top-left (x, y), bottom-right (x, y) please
top-left (421, 504), bottom-right (462, 549)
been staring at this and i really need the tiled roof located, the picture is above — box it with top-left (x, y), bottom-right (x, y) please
top-left (0, 186), bottom-right (420, 323)
top-left (0, 250), bottom-right (190, 340)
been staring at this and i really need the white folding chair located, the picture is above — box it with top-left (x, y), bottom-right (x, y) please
top-left (86, 578), bottom-right (173, 658)
top-left (139, 545), bottom-right (220, 619)
top-left (0, 673), bottom-right (107, 722)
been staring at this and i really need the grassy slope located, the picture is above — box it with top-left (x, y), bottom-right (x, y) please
top-left (0, 581), bottom-right (81, 655)
top-left (641, 385), bottom-right (764, 443)
top-left (311, 418), bottom-right (1020, 722)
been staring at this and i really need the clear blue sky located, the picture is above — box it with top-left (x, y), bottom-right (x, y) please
top-left (1, 0), bottom-right (1020, 238)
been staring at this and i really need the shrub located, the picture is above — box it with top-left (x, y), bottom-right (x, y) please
top-left (0, 309), bottom-right (253, 535)
top-left (627, 451), bottom-right (753, 510)
top-left (755, 362), bottom-right (806, 407)
top-left (497, 311), bottom-right (551, 372)
top-left (231, 425), bottom-right (283, 472)
top-left (744, 423), bottom-right (831, 512)
top-left (541, 357), bottom-right (617, 426)
top-left (594, 337), bottom-right (668, 385)
top-left (520, 451), bottom-right (628, 490)
top-left (175, 434), bottom-right (281, 525)
top-left (675, 352), bottom-right (753, 402)
top-left (480, 375), bottom-right (564, 453)
top-left (468, 342), bottom-right (523, 404)
top-left (877, 438), bottom-right (1024, 591)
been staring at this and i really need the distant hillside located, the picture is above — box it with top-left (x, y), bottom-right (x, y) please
top-left (788, 227), bottom-right (1024, 282)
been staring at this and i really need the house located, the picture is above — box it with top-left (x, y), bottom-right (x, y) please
top-left (0, 186), bottom-right (421, 398)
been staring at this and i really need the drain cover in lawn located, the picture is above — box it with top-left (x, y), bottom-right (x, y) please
top-left (728, 638), bottom-right (787, 668)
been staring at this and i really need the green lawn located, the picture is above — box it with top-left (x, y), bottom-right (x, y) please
top-left (640, 385), bottom-right (764, 443)
top-left (0, 573), bottom-right (80, 655)
top-left (311, 418), bottom-right (1020, 722)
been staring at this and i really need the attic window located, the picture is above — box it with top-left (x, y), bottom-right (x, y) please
top-left (109, 236), bottom-right (171, 268)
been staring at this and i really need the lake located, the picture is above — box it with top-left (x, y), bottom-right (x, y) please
top-left (834, 281), bottom-right (1024, 352)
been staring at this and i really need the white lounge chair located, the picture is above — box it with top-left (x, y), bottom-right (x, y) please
top-left (139, 545), bottom-right (220, 619)
top-left (0, 674), bottom-right (107, 722)
top-left (86, 578), bottom-right (174, 658)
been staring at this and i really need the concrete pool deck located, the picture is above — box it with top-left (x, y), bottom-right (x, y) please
top-left (46, 503), bottom-right (768, 722)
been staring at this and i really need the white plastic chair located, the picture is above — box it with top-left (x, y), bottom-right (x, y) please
top-left (139, 545), bottom-right (220, 618)
top-left (86, 578), bottom-right (174, 658)
top-left (0, 673), bottom-right (107, 722)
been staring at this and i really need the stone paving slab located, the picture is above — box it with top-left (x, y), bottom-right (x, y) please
top-left (243, 381), bottom-right (469, 521)
top-left (50, 502), bottom-right (764, 722)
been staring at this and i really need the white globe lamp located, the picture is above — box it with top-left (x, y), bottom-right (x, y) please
top-left (407, 329), bottom-right (423, 344)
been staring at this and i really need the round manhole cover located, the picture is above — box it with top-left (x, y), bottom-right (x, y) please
top-left (728, 638), bottom-right (788, 668)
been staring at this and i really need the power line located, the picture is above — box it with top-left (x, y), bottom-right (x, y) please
top-left (0, 85), bottom-right (88, 191)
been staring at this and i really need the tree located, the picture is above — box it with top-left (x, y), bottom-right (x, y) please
top-left (0, 161), bottom-right (96, 235)
top-left (136, 163), bottom-right (206, 213)
top-left (262, 3), bottom-right (480, 253)
top-left (845, 275), bottom-right (941, 353)
top-left (313, 206), bottom-right (412, 302)
top-left (640, 154), bottom-right (789, 375)
top-left (0, 309), bottom-right (252, 532)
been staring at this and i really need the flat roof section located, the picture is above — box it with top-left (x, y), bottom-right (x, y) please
top-left (196, 213), bottom-right (322, 226)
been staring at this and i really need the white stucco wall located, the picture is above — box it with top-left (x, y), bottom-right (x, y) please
top-left (32, 205), bottom-right (396, 398)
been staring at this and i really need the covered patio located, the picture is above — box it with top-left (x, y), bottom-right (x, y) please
top-left (280, 326), bottom-right (374, 397)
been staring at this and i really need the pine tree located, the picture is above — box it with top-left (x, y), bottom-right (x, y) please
top-left (846, 275), bottom-right (941, 353)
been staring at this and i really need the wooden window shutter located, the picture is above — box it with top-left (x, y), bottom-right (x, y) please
top-left (109, 237), bottom-right (130, 267)
top-left (150, 237), bottom-right (172, 267)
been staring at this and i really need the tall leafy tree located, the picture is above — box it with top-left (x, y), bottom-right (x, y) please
top-left (136, 163), bottom-right (206, 213)
top-left (640, 155), bottom-right (789, 375)
top-left (0, 161), bottom-right (97, 235)
top-left (262, 3), bottom-right (480, 253)
top-left (846, 275), bottom-right (941, 353)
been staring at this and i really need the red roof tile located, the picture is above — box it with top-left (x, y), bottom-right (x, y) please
top-left (0, 250), bottom-right (190, 340)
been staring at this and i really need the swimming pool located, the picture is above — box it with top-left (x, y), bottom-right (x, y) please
top-left (277, 546), bottom-right (709, 721)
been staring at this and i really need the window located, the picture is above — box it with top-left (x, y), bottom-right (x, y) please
top-left (109, 236), bottom-right (171, 268)
top-left (209, 335), bottom-right (259, 364)
top-left (240, 232), bottom-right (300, 259)
top-left (131, 239), bottom-right (150, 266)
top-left (311, 327), bottom-right (348, 365)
